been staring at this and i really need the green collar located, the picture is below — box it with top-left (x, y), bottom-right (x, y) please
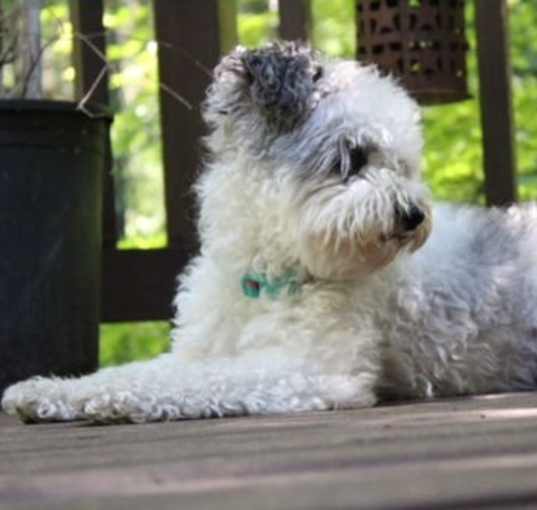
top-left (241, 270), bottom-right (302, 299)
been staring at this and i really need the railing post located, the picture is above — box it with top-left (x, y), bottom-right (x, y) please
top-left (153, 0), bottom-right (237, 251)
top-left (70, 0), bottom-right (117, 247)
top-left (278, 0), bottom-right (311, 42)
top-left (70, 1), bottom-right (109, 108)
top-left (475, 0), bottom-right (517, 206)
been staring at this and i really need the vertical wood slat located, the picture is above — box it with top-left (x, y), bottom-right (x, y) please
top-left (475, 0), bottom-right (517, 206)
top-left (70, 0), bottom-right (117, 248)
top-left (278, 0), bottom-right (312, 42)
top-left (153, 0), bottom-right (237, 251)
top-left (70, 0), bottom-right (109, 107)
top-left (102, 249), bottom-right (189, 322)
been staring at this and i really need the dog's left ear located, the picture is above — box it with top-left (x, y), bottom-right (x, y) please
top-left (204, 42), bottom-right (320, 132)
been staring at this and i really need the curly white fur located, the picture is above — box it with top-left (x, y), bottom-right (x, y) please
top-left (3, 43), bottom-right (537, 424)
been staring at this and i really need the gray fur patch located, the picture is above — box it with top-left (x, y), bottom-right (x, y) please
top-left (241, 43), bottom-right (318, 131)
top-left (203, 41), bottom-right (321, 147)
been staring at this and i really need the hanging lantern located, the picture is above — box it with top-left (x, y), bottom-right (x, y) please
top-left (357, 0), bottom-right (469, 105)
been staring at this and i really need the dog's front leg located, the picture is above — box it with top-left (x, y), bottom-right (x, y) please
top-left (79, 352), bottom-right (378, 423)
top-left (3, 349), bottom-right (377, 424)
top-left (1, 353), bottom-right (176, 423)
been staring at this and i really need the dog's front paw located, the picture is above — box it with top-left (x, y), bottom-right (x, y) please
top-left (1, 377), bottom-right (81, 423)
top-left (83, 392), bottom-right (183, 424)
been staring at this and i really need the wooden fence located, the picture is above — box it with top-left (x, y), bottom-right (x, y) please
top-left (68, 0), bottom-right (516, 323)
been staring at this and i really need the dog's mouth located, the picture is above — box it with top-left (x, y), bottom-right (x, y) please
top-left (297, 187), bottom-right (433, 280)
top-left (380, 229), bottom-right (425, 251)
top-left (300, 218), bottom-right (431, 281)
top-left (380, 203), bottom-right (432, 252)
top-left (310, 209), bottom-right (432, 280)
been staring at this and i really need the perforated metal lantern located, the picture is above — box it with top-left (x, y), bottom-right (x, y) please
top-left (357, 0), bottom-right (469, 105)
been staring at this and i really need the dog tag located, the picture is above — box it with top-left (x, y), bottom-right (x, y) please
top-left (241, 275), bottom-right (262, 299)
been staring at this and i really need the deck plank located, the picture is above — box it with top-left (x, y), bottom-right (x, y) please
top-left (2, 393), bottom-right (537, 509)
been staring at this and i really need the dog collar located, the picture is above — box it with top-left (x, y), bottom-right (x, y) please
top-left (241, 270), bottom-right (302, 299)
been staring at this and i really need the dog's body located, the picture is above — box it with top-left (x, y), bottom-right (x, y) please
top-left (3, 43), bottom-right (537, 423)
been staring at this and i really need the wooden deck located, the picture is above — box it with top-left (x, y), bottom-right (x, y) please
top-left (2, 393), bottom-right (537, 509)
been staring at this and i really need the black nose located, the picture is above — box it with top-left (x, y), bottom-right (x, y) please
top-left (401, 205), bottom-right (425, 231)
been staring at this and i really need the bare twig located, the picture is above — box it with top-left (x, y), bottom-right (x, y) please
top-left (20, 32), bottom-right (58, 98)
top-left (157, 39), bottom-right (212, 78)
top-left (73, 30), bottom-right (197, 115)
top-left (76, 64), bottom-right (108, 117)
top-left (72, 31), bottom-right (112, 115)
top-left (0, 6), bottom-right (19, 95)
top-left (0, 34), bottom-right (17, 67)
top-left (159, 82), bottom-right (193, 110)
top-left (74, 31), bottom-right (108, 66)
top-left (66, 29), bottom-right (213, 79)
top-left (0, 27), bottom-right (14, 57)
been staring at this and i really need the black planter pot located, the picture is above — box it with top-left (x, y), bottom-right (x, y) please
top-left (0, 100), bottom-right (112, 393)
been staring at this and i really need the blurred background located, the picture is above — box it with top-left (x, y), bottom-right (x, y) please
top-left (4, 0), bottom-right (537, 366)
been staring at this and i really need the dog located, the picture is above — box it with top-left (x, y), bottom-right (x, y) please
top-left (3, 42), bottom-right (537, 424)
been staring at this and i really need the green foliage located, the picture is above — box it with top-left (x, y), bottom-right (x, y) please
top-left (312, 0), bottom-right (355, 57)
top-left (509, 0), bottom-right (537, 201)
top-left (423, 1), bottom-right (537, 203)
top-left (238, 0), bottom-right (277, 47)
top-left (104, 0), bottom-right (165, 243)
top-left (100, 321), bottom-right (171, 367)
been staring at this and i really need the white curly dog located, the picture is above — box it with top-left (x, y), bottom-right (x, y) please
top-left (3, 43), bottom-right (537, 424)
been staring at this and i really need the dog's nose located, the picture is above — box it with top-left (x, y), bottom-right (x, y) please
top-left (401, 205), bottom-right (425, 232)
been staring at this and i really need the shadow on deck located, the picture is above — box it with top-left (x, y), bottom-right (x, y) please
top-left (2, 392), bottom-right (537, 509)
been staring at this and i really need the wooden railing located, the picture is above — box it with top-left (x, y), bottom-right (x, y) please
top-left (68, 0), bottom-right (516, 323)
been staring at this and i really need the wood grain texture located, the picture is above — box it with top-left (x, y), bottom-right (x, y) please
top-left (2, 392), bottom-right (537, 509)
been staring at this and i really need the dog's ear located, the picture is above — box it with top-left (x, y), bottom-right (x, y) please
top-left (204, 42), bottom-right (319, 132)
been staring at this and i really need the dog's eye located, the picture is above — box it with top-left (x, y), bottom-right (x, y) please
top-left (338, 147), bottom-right (368, 183)
top-left (348, 147), bottom-right (368, 177)
top-left (329, 146), bottom-right (369, 182)
top-left (313, 66), bottom-right (323, 83)
top-left (330, 158), bottom-right (343, 178)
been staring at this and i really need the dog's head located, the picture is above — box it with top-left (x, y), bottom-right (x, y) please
top-left (204, 42), bottom-right (431, 281)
